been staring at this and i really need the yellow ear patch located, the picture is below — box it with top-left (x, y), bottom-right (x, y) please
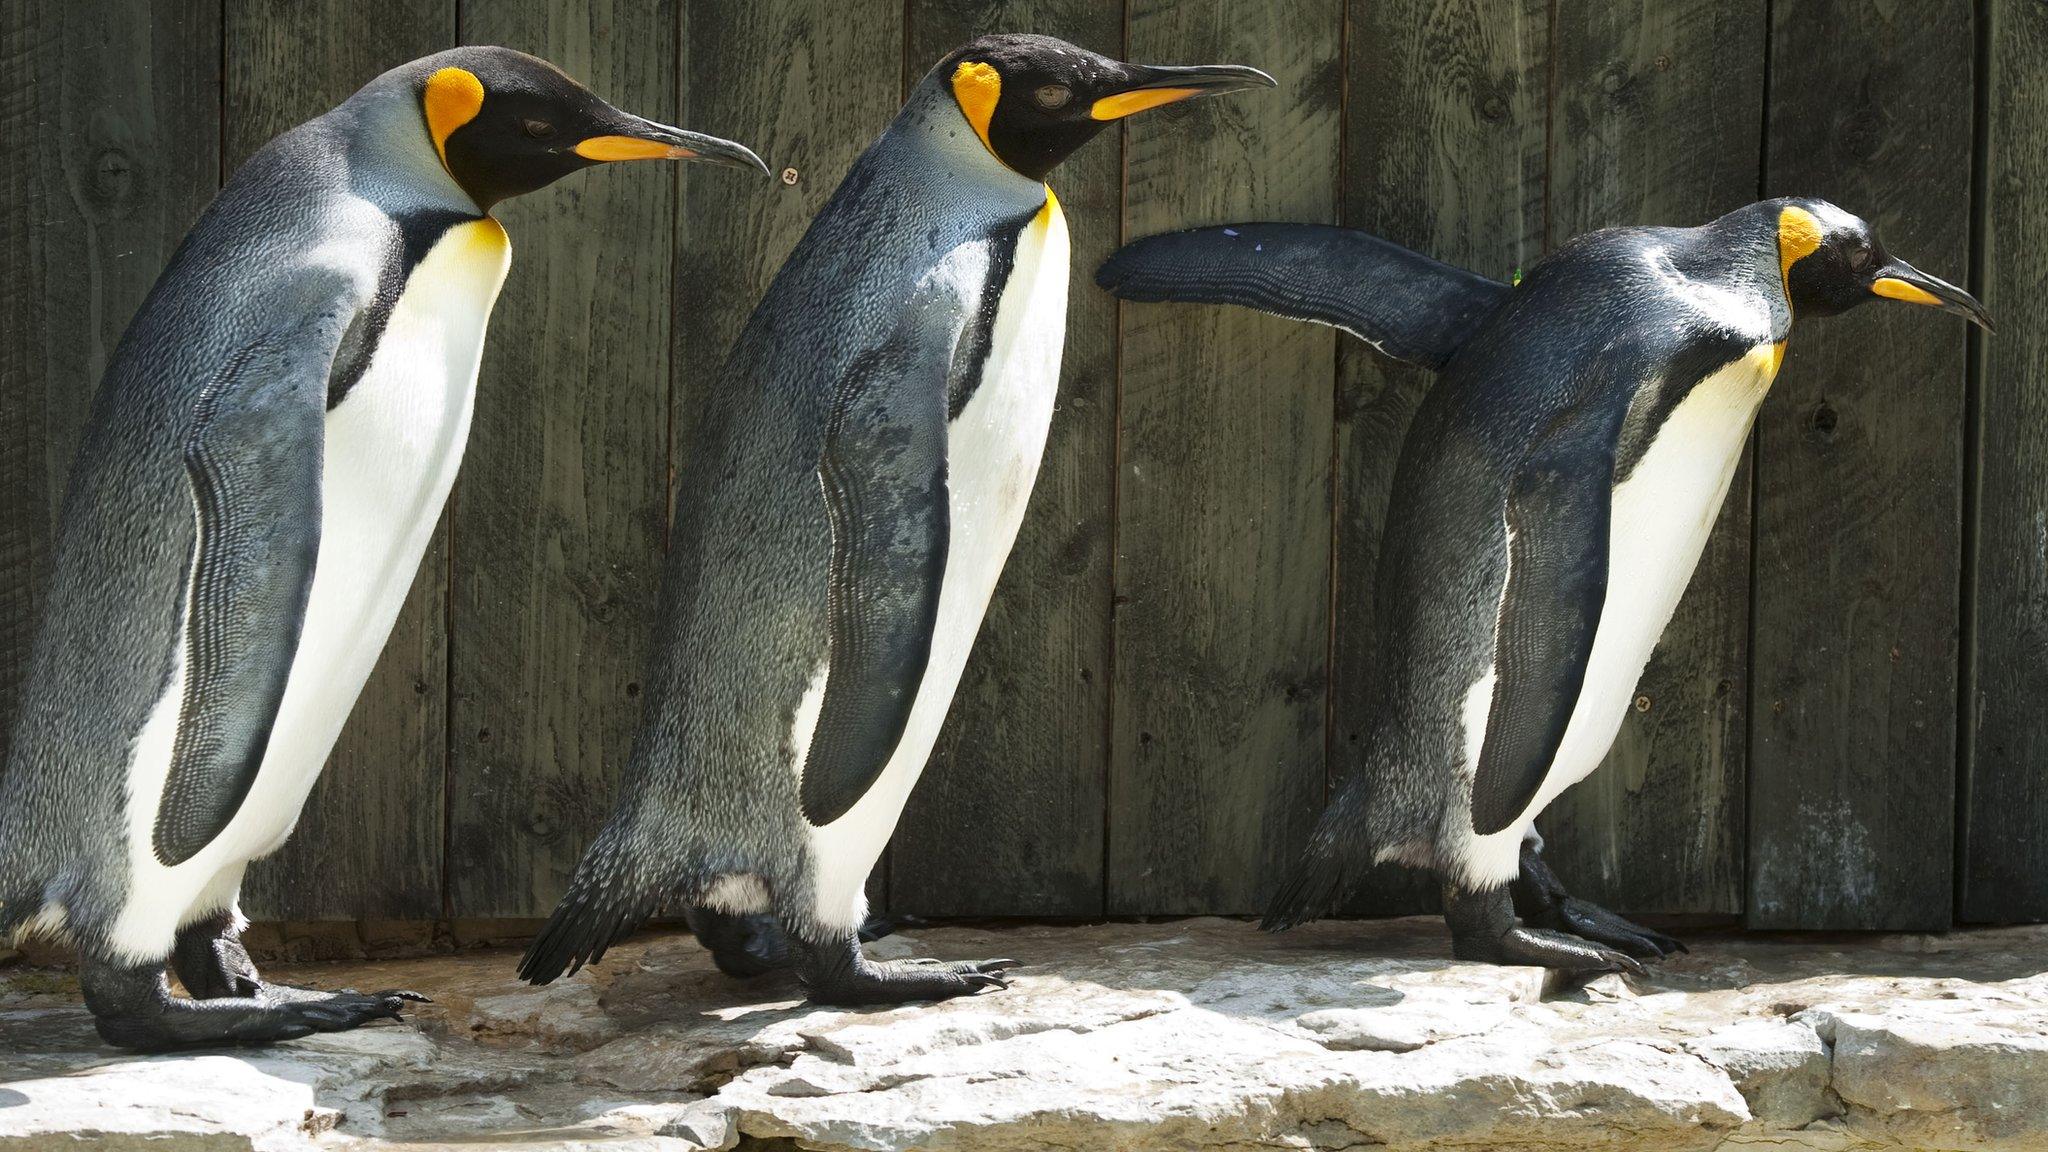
top-left (952, 61), bottom-right (1002, 157)
top-left (1090, 87), bottom-right (1202, 120)
top-left (423, 67), bottom-right (486, 167)
top-left (1776, 204), bottom-right (1824, 292)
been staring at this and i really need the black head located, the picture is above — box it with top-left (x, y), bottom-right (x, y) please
top-left (421, 47), bottom-right (767, 210)
top-left (1774, 198), bottom-right (1992, 330)
top-left (936, 34), bottom-right (1274, 183)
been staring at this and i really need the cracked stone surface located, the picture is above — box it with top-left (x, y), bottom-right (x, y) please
top-left (5, 917), bottom-right (2048, 1150)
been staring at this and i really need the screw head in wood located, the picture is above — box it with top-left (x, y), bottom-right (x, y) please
top-left (780, 167), bottom-right (799, 185)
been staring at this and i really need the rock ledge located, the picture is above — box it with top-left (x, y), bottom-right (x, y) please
top-left (6, 917), bottom-right (2048, 1150)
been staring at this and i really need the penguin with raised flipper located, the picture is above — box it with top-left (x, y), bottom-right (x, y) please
top-left (1097, 202), bottom-right (1990, 974)
top-left (0, 47), bottom-right (764, 1051)
top-left (518, 34), bottom-right (1273, 1005)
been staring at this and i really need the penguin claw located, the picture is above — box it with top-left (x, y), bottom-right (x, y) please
top-left (1601, 949), bottom-right (1648, 978)
top-left (1552, 897), bottom-right (1687, 961)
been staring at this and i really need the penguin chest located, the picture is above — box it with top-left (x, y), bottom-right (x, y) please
top-left (798, 193), bottom-right (1070, 923)
top-left (1529, 342), bottom-right (1777, 812)
top-left (267, 218), bottom-right (512, 827)
top-left (172, 222), bottom-right (506, 853)
top-left (1451, 342), bottom-right (1777, 887)
top-left (107, 218), bottom-right (508, 958)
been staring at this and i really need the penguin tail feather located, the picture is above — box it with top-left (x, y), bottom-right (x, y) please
top-left (1260, 789), bottom-right (1379, 933)
top-left (1261, 865), bottom-right (1344, 933)
top-left (517, 840), bottom-right (682, 986)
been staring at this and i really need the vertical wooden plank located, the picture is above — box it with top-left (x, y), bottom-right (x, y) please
top-left (888, 2), bottom-right (1119, 918)
top-left (1534, 0), bottom-right (1763, 914)
top-left (1960, 0), bottom-right (2048, 923)
top-left (1109, 0), bottom-right (1341, 915)
top-left (231, 0), bottom-right (454, 921)
top-left (673, 0), bottom-right (904, 911)
top-left (673, 0), bottom-right (905, 405)
top-left (0, 1), bottom-right (220, 764)
top-left (444, 1), bottom-right (677, 918)
top-left (1335, 0), bottom-right (1548, 917)
top-left (1749, 0), bottom-right (1972, 930)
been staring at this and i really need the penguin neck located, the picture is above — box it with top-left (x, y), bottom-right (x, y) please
top-left (1691, 207), bottom-right (1796, 341)
top-left (888, 81), bottom-right (1052, 215)
top-left (334, 83), bottom-right (490, 223)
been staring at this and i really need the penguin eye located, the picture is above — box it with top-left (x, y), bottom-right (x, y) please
top-left (1846, 241), bottom-right (1874, 272)
top-left (522, 118), bottom-right (556, 139)
top-left (1032, 84), bottom-right (1072, 110)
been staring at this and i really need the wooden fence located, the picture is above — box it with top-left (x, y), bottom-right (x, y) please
top-left (1, 0), bottom-right (2040, 930)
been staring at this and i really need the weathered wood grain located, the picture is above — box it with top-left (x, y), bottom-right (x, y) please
top-left (231, 0), bottom-right (454, 921)
top-left (1749, 0), bottom-right (1972, 930)
top-left (1959, 0), bottom-right (2048, 923)
top-left (8, 0), bottom-right (2039, 932)
top-left (1109, 0), bottom-right (1342, 915)
top-left (888, 0), bottom-right (1120, 918)
top-left (0, 1), bottom-right (220, 765)
top-left (672, 0), bottom-right (906, 912)
top-left (444, 0), bottom-right (679, 918)
top-left (1333, 0), bottom-right (1548, 917)
top-left (1535, 0), bottom-right (1764, 915)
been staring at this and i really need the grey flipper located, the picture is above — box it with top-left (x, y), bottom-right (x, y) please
top-left (152, 333), bottom-right (328, 866)
top-left (797, 285), bottom-right (963, 828)
top-left (1468, 416), bottom-right (1612, 837)
top-left (1094, 223), bottom-right (1510, 371)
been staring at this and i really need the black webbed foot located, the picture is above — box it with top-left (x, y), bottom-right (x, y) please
top-left (83, 956), bottom-right (417, 1053)
top-left (790, 928), bottom-right (1013, 1006)
top-left (1510, 840), bottom-right (1686, 960)
top-left (171, 910), bottom-right (430, 1008)
top-left (687, 904), bottom-right (914, 979)
top-left (1444, 882), bottom-right (1645, 980)
top-left (259, 984), bottom-right (432, 1008)
top-left (170, 911), bottom-right (261, 1000)
top-left (685, 905), bottom-right (791, 978)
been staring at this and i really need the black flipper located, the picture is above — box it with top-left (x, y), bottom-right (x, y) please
top-left (797, 282), bottom-right (965, 828)
top-left (1468, 416), bottom-right (1612, 836)
top-left (1094, 223), bottom-right (1511, 371)
top-left (152, 334), bottom-right (328, 866)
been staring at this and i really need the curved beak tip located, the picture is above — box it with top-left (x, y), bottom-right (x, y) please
top-left (592, 115), bottom-right (769, 176)
top-left (1873, 265), bottom-right (1994, 334)
top-left (677, 138), bottom-right (770, 176)
top-left (725, 145), bottom-right (773, 177)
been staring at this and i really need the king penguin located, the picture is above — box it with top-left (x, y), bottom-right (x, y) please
top-left (1097, 199), bottom-right (1990, 974)
top-left (518, 34), bottom-right (1273, 1005)
top-left (0, 47), bottom-right (764, 1050)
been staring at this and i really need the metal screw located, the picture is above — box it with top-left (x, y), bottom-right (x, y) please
top-left (1634, 694), bottom-right (1653, 713)
top-left (1654, 54), bottom-right (1672, 71)
top-left (780, 167), bottom-right (800, 185)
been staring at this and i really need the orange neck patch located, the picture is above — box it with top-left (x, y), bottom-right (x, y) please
top-left (951, 61), bottom-right (1001, 158)
top-left (423, 67), bottom-right (485, 168)
top-left (1776, 204), bottom-right (1823, 299)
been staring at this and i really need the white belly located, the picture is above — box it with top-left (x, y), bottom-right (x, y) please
top-left (1453, 342), bottom-right (1778, 888)
top-left (108, 218), bottom-right (509, 960)
top-left (799, 193), bottom-right (1070, 930)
